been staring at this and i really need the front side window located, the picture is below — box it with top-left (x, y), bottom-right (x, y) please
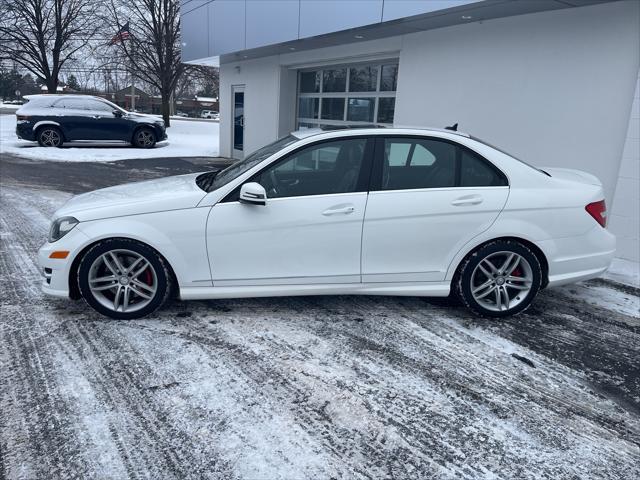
top-left (378, 137), bottom-right (508, 191)
top-left (87, 100), bottom-right (115, 112)
top-left (254, 138), bottom-right (368, 199)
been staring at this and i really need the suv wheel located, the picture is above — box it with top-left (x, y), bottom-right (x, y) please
top-left (132, 127), bottom-right (156, 148)
top-left (455, 240), bottom-right (542, 317)
top-left (78, 239), bottom-right (172, 319)
top-left (37, 126), bottom-right (63, 147)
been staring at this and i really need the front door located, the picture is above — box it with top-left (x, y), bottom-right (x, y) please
top-left (232, 85), bottom-right (245, 159)
top-left (362, 136), bottom-right (510, 282)
top-left (207, 137), bottom-right (374, 285)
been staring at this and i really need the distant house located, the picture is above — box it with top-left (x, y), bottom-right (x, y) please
top-left (100, 86), bottom-right (218, 116)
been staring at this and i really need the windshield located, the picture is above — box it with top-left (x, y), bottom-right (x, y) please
top-left (199, 135), bottom-right (298, 192)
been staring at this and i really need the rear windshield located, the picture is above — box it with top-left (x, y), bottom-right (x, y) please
top-left (470, 136), bottom-right (550, 176)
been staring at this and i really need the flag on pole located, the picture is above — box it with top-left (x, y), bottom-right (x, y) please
top-left (109, 22), bottom-right (131, 45)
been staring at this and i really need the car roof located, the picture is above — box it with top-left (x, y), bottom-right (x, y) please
top-left (291, 126), bottom-right (471, 140)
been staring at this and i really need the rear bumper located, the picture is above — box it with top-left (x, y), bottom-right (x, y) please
top-left (541, 226), bottom-right (616, 287)
top-left (16, 121), bottom-right (35, 141)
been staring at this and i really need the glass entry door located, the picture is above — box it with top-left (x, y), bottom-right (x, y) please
top-left (232, 85), bottom-right (245, 159)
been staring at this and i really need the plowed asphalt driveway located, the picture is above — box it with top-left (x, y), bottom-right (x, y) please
top-left (1, 152), bottom-right (639, 479)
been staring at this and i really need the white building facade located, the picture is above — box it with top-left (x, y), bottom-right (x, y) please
top-left (181, 0), bottom-right (640, 263)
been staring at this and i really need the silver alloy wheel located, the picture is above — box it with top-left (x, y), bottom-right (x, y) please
top-left (41, 129), bottom-right (61, 147)
top-left (136, 129), bottom-right (154, 147)
top-left (470, 251), bottom-right (533, 312)
top-left (88, 249), bottom-right (157, 313)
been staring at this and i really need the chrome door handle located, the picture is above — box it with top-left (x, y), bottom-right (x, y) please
top-left (322, 206), bottom-right (355, 216)
top-left (451, 194), bottom-right (483, 206)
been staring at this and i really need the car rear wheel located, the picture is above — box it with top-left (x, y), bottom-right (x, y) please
top-left (37, 126), bottom-right (63, 147)
top-left (455, 240), bottom-right (542, 317)
top-left (132, 127), bottom-right (156, 148)
top-left (78, 239), bottom-right (172, 319)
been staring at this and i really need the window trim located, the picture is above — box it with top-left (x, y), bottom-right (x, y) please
top-left (221, 136), bottom-right (376, 203)
top-left (369, 135), bottom-right (509, 192)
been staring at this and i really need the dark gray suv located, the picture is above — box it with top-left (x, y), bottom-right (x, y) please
top-left (16, 94), bottom-right (167, 148)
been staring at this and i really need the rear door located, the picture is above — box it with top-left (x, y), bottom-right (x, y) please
top-left (361, 136), bottom-right (509, 282)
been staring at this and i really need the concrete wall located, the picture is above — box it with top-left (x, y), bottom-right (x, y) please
top-left (609, 73), bottom-right (640, 262)
top-left (395, 0), bottom-right (640, 204)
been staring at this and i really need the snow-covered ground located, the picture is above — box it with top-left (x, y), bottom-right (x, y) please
top-left (0, 159), bottom-right (639, 479)
top-left (0, 114), bottom-right (219, 162)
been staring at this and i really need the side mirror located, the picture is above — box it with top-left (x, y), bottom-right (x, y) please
top-left (239, 182), bottom-right (267, 206)
top-left (113, 110), bottom-right (123, 118)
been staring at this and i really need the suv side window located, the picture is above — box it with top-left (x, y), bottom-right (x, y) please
top-left (86, 100), bottom-right (115, 112)
top-left (55, 98), bottom-right (88, 110)
top-left (253, 138), bottom-right (369, 199)
top-left (381, 138), bottom-right (457, 190)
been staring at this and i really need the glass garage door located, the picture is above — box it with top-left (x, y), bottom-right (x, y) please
top-left (296, 62), bottom-right (398, 129)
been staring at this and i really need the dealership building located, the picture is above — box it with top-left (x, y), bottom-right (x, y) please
top-left (181, 0), bottom-right (639, 264)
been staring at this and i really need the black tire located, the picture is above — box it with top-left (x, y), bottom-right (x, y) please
top-left (37, 126), bottom-right (64, 147)
top-left (454, 239), bottom-right (542, 318)
top-left (77, 238), bottom-right (172, 319)
top-left (132, 127), bottom-right (157, 148)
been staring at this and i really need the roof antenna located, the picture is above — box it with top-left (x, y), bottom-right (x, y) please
top-left (445, 123), bottom-right (458, 131)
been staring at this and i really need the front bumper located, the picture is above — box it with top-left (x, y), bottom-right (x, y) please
top-left (38, 227), bottom-right (90, 298)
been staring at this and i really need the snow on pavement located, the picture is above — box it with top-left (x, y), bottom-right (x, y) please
top-left (1, 179), bottom-right (639, 479)
top-left (0, 114), bottom-right (219, 162)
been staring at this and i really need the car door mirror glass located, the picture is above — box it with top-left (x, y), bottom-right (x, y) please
top-left (239, 182), bottom-right (267, 206)
top-left (113, 110), bottom-right (123, 117)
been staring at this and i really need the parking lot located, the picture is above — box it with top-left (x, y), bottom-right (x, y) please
top-left (1, 151), bottom-right (639, 479)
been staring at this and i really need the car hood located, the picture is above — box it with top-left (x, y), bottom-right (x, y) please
top-left (126, 112), bottom-right (165, 124)
top-left (54, 173), bottom-right (208, 221)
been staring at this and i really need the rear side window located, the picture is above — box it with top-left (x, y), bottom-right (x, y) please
top-left (460, 149), bottom-right (508, 187)
top-left (55, 98), bottom-right (88, 110)
top-left (381, 138), bottom-right (457, 190)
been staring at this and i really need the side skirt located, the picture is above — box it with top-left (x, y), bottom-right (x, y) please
top-left (179, 282), bottom-right (451, 300)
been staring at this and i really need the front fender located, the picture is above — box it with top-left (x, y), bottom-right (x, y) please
top-left (74, 207), bottom-right (213, 288)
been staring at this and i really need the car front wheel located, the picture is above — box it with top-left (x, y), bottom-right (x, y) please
top-left (78, 239), bottom-right (172, 319)
top-left (455, 240), bottom-right (542, 317)
top-left (37, 126), bottom-right (63, 147)
top-left (132, 127), bottom-right (157, 148)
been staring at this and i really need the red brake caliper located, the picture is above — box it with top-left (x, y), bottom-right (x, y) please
top-left (144, 268), bottom-right (153, 285)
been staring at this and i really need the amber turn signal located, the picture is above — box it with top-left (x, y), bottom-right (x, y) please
top-left (49, 251), bottom-right (70, 259)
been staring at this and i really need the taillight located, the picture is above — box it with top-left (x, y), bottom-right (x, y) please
top-left (16, 115), bottom-right (30, 120)
top-left (585, 200), bottom-right (607, 228)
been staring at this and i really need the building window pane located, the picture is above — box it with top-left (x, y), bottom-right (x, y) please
top-left (298, 98), bottom-right (319, 119)
top-left (298, 122), bottom-right (318, 129)
top-left (380, 65), bottom-right (398, 91)
top-left (322, 68), bottom-right (347, 92)
top-left (349, 66), bottom-right (378, 92)
top-left (377, 97), bottom-right (395, 124)
top-left (321, 98), bottom-right (345, 120)
top-left (300, 71), bottom-right (320, 93)
top-left (347, 97), bottom-right (375, 122)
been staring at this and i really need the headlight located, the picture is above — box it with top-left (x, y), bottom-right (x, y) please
top-left (49, 216), bottom-right (79, 243)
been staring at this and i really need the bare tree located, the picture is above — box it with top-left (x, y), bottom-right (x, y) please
top-left (106, 0), bottom-right (184, 126)
top-left (0, 0), bottom-right (100, 93)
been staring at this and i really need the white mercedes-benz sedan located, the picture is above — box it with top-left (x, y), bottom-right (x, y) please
top-left (38, 127), bottom-right (615, 319)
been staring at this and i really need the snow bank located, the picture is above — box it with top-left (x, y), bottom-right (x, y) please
top-left (0, 114), bottom-right (219, 162)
